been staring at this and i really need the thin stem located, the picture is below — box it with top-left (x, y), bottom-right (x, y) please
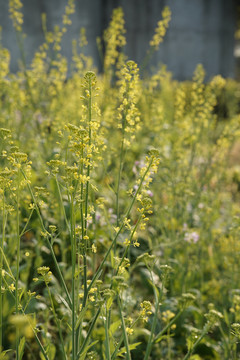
top-left (105, 307), bottom-right (111, 360)
top-left (183, 325), bottom-right (209, 360)
top-left (167, 327), bottom-right (171, 360)
top-left (116, 137), bottom-right (125, 228)
top-left (111, 334), bottom-right (124, 360)
top-left (76, 140), bottom-right (85, 351)
top-left (70, 195), bottom-right (76, 360)
top-left (3, 277), bottom-right (49, 360)
top-left (16, 169), bottom-right (20, 360)
top-left (115, 215), bottom-right (141, 276)
top-left (46, 283), bottom-right (67, 360)
top-left (21, 168), bottom-right (72, 307)
top-left (117, 296), bottom-right (131, 360)
top-left (219, 323), bottom-right (230, 358)
top-left (76, 308), bottom-right (101, 359)
top-left (0, 187), bottom-right (5, 351)
top-left (143, 285), bottom-right (160, 360)
top-left (154, 310), bottom-right (183, 343)
top-left (77, 75), bottom-right (93, 352)
top-left (14, 30), bottom-right (37, 114)
top-left (55, 176), bottom-right (71, 233)
top-left (86, 159), bottom-right (153, 296)
top-left (140, 47), bottom-right (155, 75)
top-left (19, 207), bottom-right (34, 238)
top-left (83, 75), bottom-right (92, 307)
top-left (0, 247), bottom-right (14, 280)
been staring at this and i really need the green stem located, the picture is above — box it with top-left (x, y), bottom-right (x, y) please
top-left (154, 310), bottom-right (182, 343)
top-left (140, 47), bottom-right (155, 74)
top-left (46, 283), bottom-right (67, 360)
top-left (116, 137), bottom-right (125, 229)
top-left (167, 327), bottom-right (171, 360)
top-left (21, 168), bottom-right (72, 307)
top-left (86, 159), bottom-right (153, 295)
top-left (77, 75), bottom-right (93, 352)
top-left (219, 323), bottom-right (230, 358)
top-left (115, 215), bottom-right (141, 276)
top-left (0, 246), bottom-right (14, 280)
top-left (19, 207), bottom-right (34, 238)
top-left (16, 168), bottom-right (20, 360)
top-left (105, 307), bottom-right (111, 360)
top-left (111, 334), bottom-right (124, 360)
top-left (143, 285), bottom-right (160, 360)
top-left (55, 176), bottom-right (71, 233)
top-left (70, 195), bottom-right (76, 360)
top-left (76, 308), bottom-right (101, 359)
top-left (183, 325), bottom-right (209, 360)
top-left (0, 188), bottom-right (5, 351)
top-left (76, 143), bottom-right (85, 351)
top-left (3, 277), bottom-right (49, 360)
top-left (83, 74), bottom-right (93, 296)
top-left (117, 296), bottom-right (131, 360)
top-left (15, 31), bottom-right (36, 112)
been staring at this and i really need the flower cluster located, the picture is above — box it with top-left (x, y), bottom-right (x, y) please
top-left (9, 0), bottom-right (23, 32)
top-left (150, 6), bottom-right (171, 50)
top-left (36, 266), bottom-right (52, 284)
top-left (140, 301), bottom-right (152, 322)
top-left (117, 61), bottom-right (141, 147)
top-left (103, 7), bottom-right (126, 71)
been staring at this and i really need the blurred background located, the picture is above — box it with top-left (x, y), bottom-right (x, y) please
top-left (0, 0), bottom-right (238, 80)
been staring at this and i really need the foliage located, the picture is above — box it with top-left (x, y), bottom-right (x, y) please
top-left (1, 1), bottom-right (240, 359)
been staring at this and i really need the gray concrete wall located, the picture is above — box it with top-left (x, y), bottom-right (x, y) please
top-left (118, 0), bottom-right (236, 79)
top-left (0, 0), bottom-right (236, 80)
top-left (0, 0), bottom-right (103, 71)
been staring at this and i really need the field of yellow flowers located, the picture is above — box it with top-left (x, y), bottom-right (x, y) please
top-left (1, 1), bottom-right (240, 359)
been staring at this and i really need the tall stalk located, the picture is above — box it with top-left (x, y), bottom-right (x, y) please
top-left (105, 308), bottom-right (111, 360)
top-left (82, 73), bottom-right (93, 308)
top-left (77, 72), bottom-right (94, 351)
top-left (117, 296), bottom-right (131, 360)
top-left (0, 187), bottom-right (5, 352)
top-left (183, 326), bottom-right (209, 360)
top-left (70, 195), bottom-right (76, 360)
top-left (21, 168), bottom-right (72, 306)
top-left (15, 169), bottom-right (20, 360)
top-left (87, 158), bottom-right (153, 295)
top-left (116, 136), bottom-right (125, 229)
top-left (3, 275), bottom-right (49, 360)
top-left (46, 283), bottom-right (67, 360)
top-left (76, 137), bottom-right (85, 353)
top-left (143, 283), bottom-right (160, 360)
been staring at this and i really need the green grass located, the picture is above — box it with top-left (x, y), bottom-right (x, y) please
top-left (1, 1), bottom-right (240, 359)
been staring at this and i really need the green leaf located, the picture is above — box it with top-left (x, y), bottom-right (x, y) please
top-left (19, 336), bottom-right (25, 360)
top-left (107, 297), bottom-right (114, 311)
top-left (134, 328), bottom-right (151, 338)
top-left (155, 334), bottom-right (172, 343)
top-left (48, 343), bottom-right (56, 360)
top-left (56, 294), bottom-right (72, 314)
top-left (109, 319), bottom-right (121, 335)
top-left (117, 342), bottom-right (141, 357)
top-left (79, 340), bottom-right (98, 360)
top-left (0, 350), bottom-right (13, 359)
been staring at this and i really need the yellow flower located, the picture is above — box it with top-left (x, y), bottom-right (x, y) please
top-left (126, 327), bottom-right (133, 335)
top-left (133, 241), bottom-right (140, 247)
top-left (92, 244), bottom-right (97, 253)
top-left (9, 283), bottom-right (15, 292)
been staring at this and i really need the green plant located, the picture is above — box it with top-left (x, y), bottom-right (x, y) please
top-left (0, 1), bottom-right (240, 359)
